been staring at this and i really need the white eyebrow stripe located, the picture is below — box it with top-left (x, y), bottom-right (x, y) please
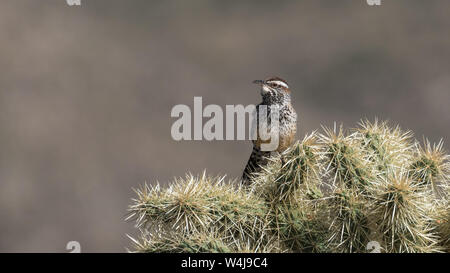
top-left (267, 80), bottom-right (289, 89)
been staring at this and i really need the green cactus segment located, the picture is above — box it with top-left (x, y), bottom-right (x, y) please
top-left (328, 189), bottom-right (371, 253)
top-left (431, 198), bottom-right (450, 252)
top-left (356, 119), bottom-right (414, 173)
top-left (127, 120), bottom-right (450, 253)
top-left (410, 140), bottom-right (450, 191)
top-left (128, 173), bottom-right (271, 252)
top-left (373, 170), bottom-right (441, 253)
top-left (319, 125), bottom-right (373, 189)
top-left (130, 231), bottom-right (233, 253)
top-left (443, 207), bottom-right (450, 251)
top-left (251, 133), bottom-right (323, 203)
top-left (274, 201), bottom-right (330, 253)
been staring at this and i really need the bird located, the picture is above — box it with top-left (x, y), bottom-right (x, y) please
top-left (242, 76), bottom-right (297, 184)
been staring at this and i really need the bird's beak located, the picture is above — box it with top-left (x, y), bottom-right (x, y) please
top-left (255, 80), bottom-right (270, 95)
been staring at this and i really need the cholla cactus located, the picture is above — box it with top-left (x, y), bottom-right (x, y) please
top-left (248, 133), bottom-right (330, 252)
top-left (355, 119), bottom-right (414, 171)
top-left (372, 169), bottom-right (441, 252)
top-left (430, 198), bottom-right (450, 252)
top-left (250, 133), bottom-right (323, 203)
top-left (441, 202), bottom-right (450, 251)
top-left (128, 120), bottom-right (450, 253)
top-left (444, 184), bottom-right (450, 251)
top-left (128, 226), bottom-right (283, 253)
top-left (327, 188), bottom-right (372, 253)
top-left (127, 172), bottom-right (271, 252)
top-left (318, 124), bottom-right (375, 190)
top-left (318, 125), bottom-right (377, 252)
top-left (129, 228), bottom-right (233, 253)
top-left (273, 200), bottom-right (329, 253)
top-left (431, 182), bottom-right (450, 252)
top-left (410, 139), bottom-right (450, 192)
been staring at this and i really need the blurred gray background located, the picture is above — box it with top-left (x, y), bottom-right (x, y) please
top-left (1, 0), bottom-right (449, 252)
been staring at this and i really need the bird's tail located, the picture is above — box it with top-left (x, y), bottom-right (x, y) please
top-left (242, 146), bottom-right (271, 185)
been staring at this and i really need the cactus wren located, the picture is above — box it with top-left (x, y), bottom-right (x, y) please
top-left (242, 76), bottom-right (297, 184)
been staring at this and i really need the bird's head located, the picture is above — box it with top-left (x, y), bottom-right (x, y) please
top-left (253, 77), bottom-right (291, 100)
